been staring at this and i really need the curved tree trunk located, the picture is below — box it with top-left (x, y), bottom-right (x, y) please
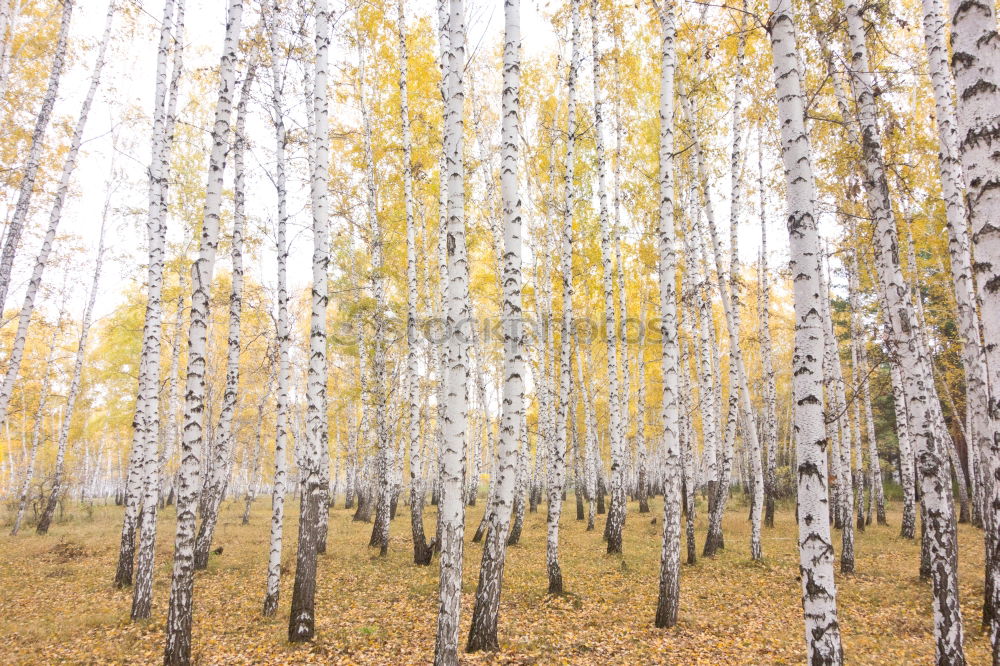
top-left (844, 1), bottom-right (965, 658)
top-left (193, 69), bottom-right (252, 570)
top-left (162, 1), bottom-right (242, 661)
top-left (120, 0), bottom-right (185, 596)
top-left (0, 0), bottom-right (73, 318)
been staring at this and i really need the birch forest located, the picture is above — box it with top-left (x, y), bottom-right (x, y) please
top-left (3, 0), bottom-right (1000, 662)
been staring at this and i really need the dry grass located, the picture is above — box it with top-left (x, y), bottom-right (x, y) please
top-left (0, 495), bottom-right (991, 664)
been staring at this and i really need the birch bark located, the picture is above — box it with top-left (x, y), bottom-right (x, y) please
top-left (36, 189), bottom-right (109, 535)
top-left (288, 0), bottom-right (330, 638)
top-left (844, 1), bottom-right (965, 657)
top-left (163, 1), bottom-right (242, 661)
top-left (466, 0), bottom-right (525, 646)
top-left (0, 0), bottom-right (73, 316)
top-left (117, 0), bottom-right (185, 593)
top-left (193, 68), bottom-right (253, 570)
top-left (765, 0), bottom-right (843, 659)
top-left (946, 0), bottom-right (1000, 650)
top-left (434, 0), bottom-right (470, 661)
top-left (589, 0), bottom-right (625, 554)
top-left (263, 0), bottom-right (291, 616)
top-left (654, 0), bottom-right (682, 627)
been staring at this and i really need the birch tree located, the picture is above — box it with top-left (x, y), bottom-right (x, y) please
top-left (653, 0), bottom-right (681, 628)
top-left (757, 135), bottom-right (778, 529)
top-left (358, 27), bottom-right (392, 558)
top-left (36, 198), bottom-right (109, 535)
top-left (263, 0), bottom-right (291, 616)
top-left (193, 67), bottom-right (253, 570)
top-left (11, 301), bottom-right (64, 536)
top-left (0, 0), bottom-right (108, 436)
top-left (588, 0), bottom-right (625, 554)
top-left (162, 1), bottom-right (243, 661)
top-left (288, 0), bottom-right (330, 640)
top-left (844, 1), bottom-right (965, 658)
top-left (434, 0), bottom-right (470, 661)
top-left (0, 0), bottom-right (72, 317)
top-left (466, 0), bottom-right (524, 648)
top-left (116, 0), bottom-right (185, 593)
top-left (947, 0), bottom-right (1000, 651)
top-left (765, 0), bottom-right (843, 659)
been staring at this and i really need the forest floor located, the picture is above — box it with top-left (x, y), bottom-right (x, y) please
top-left (0, 495), bottom-right (992, 664)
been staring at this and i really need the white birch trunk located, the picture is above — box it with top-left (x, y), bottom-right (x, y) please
top-left (288, 0), bottom-right (330, 639)
top-left (396, 0), bottom-right (431, 566)
top-left (757, 135), bottom-right (778, 529)
top-left (118, 0), bottom-right (185, 594)
top-left (193, 68), bottom-right (253, 570)
top-left (263, 0), bottom-right (290, 616)
top-left (434, 0), bottom-right (469, 661)
top-left (466, 0), bottom-right (525, 645)
top-left (688, 93), bottom-right (763, 560)
top-left (946, 0), bottom-right (1000, 650)
top-left (654, 0), bottom-right (681, 627)
top-left (765, 0), bottom-right (843, 659)
top-left (844, 1), bottom-right (965, 658)
top-left (36, 186), bottom-right (110, 534)
top-left (889, 358), bottom-right (917, 538)
top-left (0, 0), bottom-right (73, 316)
top-left (11, 305), bottom-right (63, 536)
top-left (358, 32), bottom-right (392, 557)
top-left (589, 0), bottom-right (625, 554)
top-left (163, 1), bottom-right (242, 661)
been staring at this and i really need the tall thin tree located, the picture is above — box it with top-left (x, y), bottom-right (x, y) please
top-left (765, 0), bottom-right (843, 660)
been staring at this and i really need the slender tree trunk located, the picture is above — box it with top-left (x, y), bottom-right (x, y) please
top-left (193, 70), bottom-right (252, 570)
top-left (765, 0), bottom-right (843, 660)
top-left (688, 84), bottom-right (763, 559)
top-left (589, 0), bottom-right (625, 554)
top-left (263, 0), bottom-right (291, 617)
top-left (395, 0), bottom-right (431, 566)
top-left (357, 31), bottom-right (392, 558)
top-left (635, 313), bottom-right (649, 514)
top-left (543, 0), bottom-right (578, 595)
top-left (288, 0), bottom-right (329, 642)
top-left (0, 0), bottom-right (109, 434)
top-left (757, 136), bottom-right (778, 529)
top-left (466, 0), bottom-right (525, 647)
top-left (946, 0), bottom-right (1000, 651)
top-left (11, 308), bottom-right (63, 535)
top-left (680, 338), bottom-right (697, 565)
top-left (578, 335), bottom-right (598, 531)
top-left (889, 360), bottom-right (917, 539)
top-left (654, 0), bottom-right (681, 627)
top-left (819, 250), bottom-right (855, 572)
top-left (0, 0), bottom-right (73, 318)
top-left (162, 2), bottom-right (242, 661)
top-left (434, 0), bottom-right (469, 661)
top-left (844, 1), bottom-right (965, 659)
top-left (242, 396), bottom-right (266, 525)
top-left (36, 189), bottom-right (109, 535)
top-left (119, 0), bottom-right (185, 594)
top-left (507, 410), bottom-right (527, 546)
